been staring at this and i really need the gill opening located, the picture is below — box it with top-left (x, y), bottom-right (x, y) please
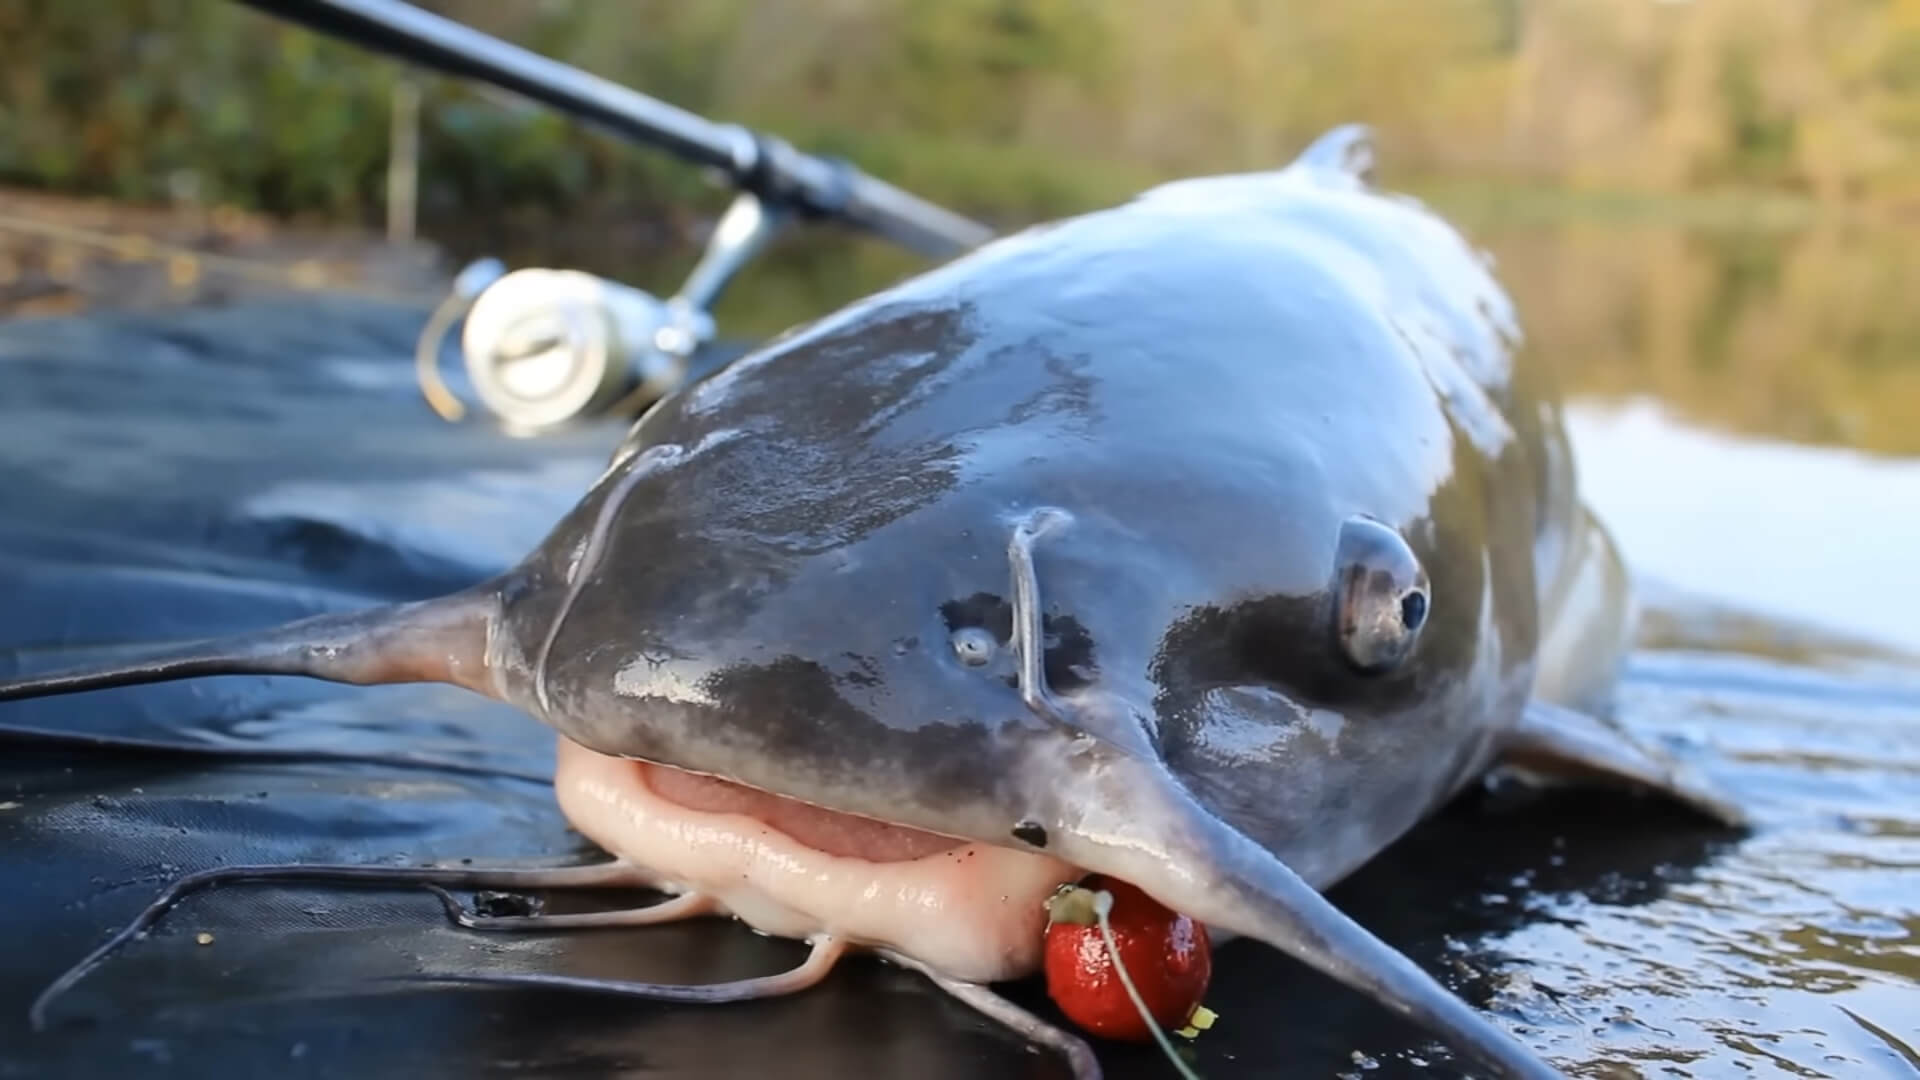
top-left (534, 444), bottom-right (680, 716)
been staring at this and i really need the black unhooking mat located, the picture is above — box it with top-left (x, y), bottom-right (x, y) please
top-left (0, 297), bottom-right (1734, 1080)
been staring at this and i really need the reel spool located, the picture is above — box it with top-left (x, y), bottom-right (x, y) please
top-left (416, 190), bottom-right (778, 433)
top-left (459, 268), bottom-right (704, 432)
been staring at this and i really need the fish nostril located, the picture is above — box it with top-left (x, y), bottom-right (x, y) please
top-left (951, 626), bottom-right (997, 667)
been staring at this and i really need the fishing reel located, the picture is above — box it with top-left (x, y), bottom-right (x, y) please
top-left (283, 0), bottom-right (990, 433)
top-left (415, 189), bottom-right (782, 433)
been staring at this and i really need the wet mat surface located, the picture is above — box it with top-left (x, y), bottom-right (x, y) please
top-left (2, 298), bottom-right (1916, 1080)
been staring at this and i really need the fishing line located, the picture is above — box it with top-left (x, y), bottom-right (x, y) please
top-left (1091, 888), bottom-right (1206, 1080)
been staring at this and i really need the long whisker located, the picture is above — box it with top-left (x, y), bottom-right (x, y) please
top-left (29, 858), bottom-right (642, 1030)
top-left (888, 951), bottom-right (1102, 1080)
top-left (388, 935), bottom-right (849, 1003)
top-left (423, 885), bottom-right (717, 930)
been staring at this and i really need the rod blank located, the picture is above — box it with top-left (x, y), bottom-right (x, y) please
top-left (230, 0), bottom-right (996, 258)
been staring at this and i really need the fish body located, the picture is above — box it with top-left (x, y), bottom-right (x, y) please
top-left (496, 123), bottom-right (1628, 904)
top-left (0, 127), bottom-right (1740, 1080)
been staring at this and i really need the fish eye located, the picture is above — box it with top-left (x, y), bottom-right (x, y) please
top-left (951, 626), bottom-right (998, 667)
top-left (1331, 516), bottom-right (1430, 675)
top-left (1400, 589), bottom-right (1428, 631)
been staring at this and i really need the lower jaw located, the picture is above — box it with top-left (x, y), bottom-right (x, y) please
top-left (551, 736), bottom-right (1081, 984)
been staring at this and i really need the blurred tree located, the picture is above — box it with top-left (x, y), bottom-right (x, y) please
top-left (4, 0), bottom-right (1920, 228)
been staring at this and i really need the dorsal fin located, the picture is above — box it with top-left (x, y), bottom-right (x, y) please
top-left (1289, 123), bottom-right (1378, 187)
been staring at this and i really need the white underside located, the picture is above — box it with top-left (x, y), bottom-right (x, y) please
top-left (552, 736), bottom-right (1082, 984)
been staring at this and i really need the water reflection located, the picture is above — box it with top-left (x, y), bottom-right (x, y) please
top-left (1484, 222), bottom-right (1920, 460)
top-left (1367, 624), bottom-right (1920, 1079)
top-left (1565, 399), bottom-right (1920, 658)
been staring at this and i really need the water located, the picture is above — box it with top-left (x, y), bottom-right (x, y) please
top-left (1372, 218), bottom-right (1920, 1077)
top-left (1467, 401), bottom-right (1920, 1075)
top-left (1, 216), bottom-right (1916, 1079)
top-left (1567, 400), bottom-right (1920, 657)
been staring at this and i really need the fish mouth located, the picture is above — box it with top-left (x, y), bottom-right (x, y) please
top-left (553, 734), bottom-right (1082, 985)
top-left (641, 755), bottom-right (970, 863)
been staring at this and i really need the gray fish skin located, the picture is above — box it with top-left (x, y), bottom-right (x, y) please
top-left (496, 125), bottom-right (1588, 892)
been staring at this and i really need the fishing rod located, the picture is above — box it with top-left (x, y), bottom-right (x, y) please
top-left (229, 0), bottom-right (998, 430)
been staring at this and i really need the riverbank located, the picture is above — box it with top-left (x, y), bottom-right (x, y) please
top-left (0, 187), bottom-right (450, 319)
top-left (0, 166), bottom-right (1882, 324)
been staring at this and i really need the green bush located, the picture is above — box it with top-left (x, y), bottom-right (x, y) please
top-left (6, 0), bottom-right (1919, 236)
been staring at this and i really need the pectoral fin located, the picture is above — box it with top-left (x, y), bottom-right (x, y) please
top-left (1496, 701), bottom-right (1748, 827)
